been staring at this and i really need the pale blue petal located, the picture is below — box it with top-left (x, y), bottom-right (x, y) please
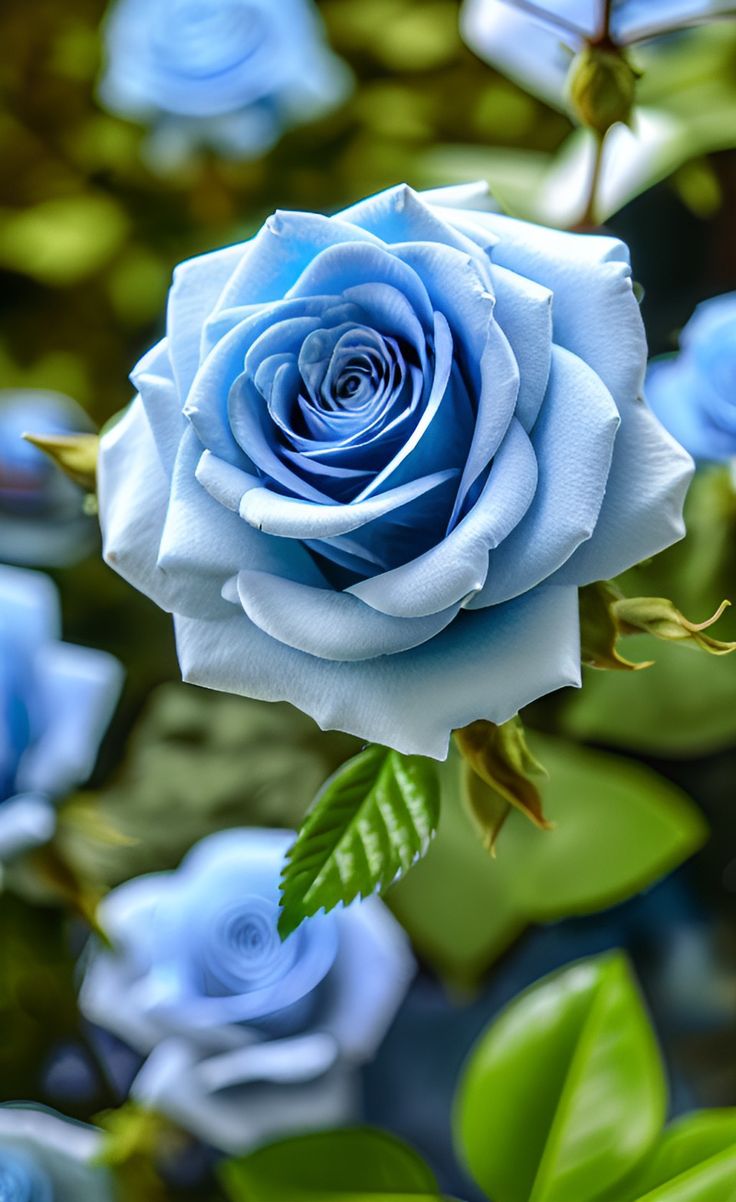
top-left (463, 212), bottom-right (648, 411)
top-left (287, 240), bottom-right (435, 330)
top-left (228, 569), bottom-right (461, 660)
top-left (215, 212), bottom-right (383, 311)
top-left (551, 397), bottom-right (693, 586)
top-left (322, 900), bottom-right (415, 1060)
top-left (0, 1106), bottom-right (111, 1200)
top-left (490, 263), bottom-right (553, 432)
top-left (469, 344), bottom-right (619, 607)
top-left (337, 184), bottom-right (493, 268)
top-left (349, 418), bottom-right (537, 616)
top-left (17, 642), bottom-right (123, 797)
top-left (131, 339), bottom-right (184, 479)
top-left (0, 564), bottom-right (60, 647)
top-left (460, 0), bottom-right (580, 109)
top-left (130, 1038), bottom-right (356, 1154)
top-left (646, 356), bottom-right (735, 462)
top-left (158, 430), bottom-right (326, 600)
top-left (393, 241), bottom-right (519, 523)
top-left (239, 468), bottom-right (457, 539)
top-left (167, 242), bottom-right (245, 399)
top-left (174, 583), bottom-right (581, 759)
top-left (0, 794), bottom-right (56, 861)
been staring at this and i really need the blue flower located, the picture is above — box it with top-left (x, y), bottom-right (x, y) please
top-left (461, 1), bottom-right (735, 109)
top-left (97, 183), bottom-right (692, 758)
top-left (647, 292), bottom-right (736, 463)
top-left (0, 565), bottom-right (123, 861)
top-left (0, 391), bottom-right (96, 568)
top-left (460, 2), bottom-right (736, 226)
top-left (98, 0), bottom-right (351, 165)
top-left (79, 828), bottom-right (414, 1153)
top-left (0, 1105), bottom-right (113, 1201)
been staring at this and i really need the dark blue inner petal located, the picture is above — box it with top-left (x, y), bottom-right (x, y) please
top-left (220, 239), bottom-right (521, 582)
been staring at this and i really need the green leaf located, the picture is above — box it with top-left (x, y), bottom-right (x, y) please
top-left (23, 431), bottom-right (99, 492)
top-left (220, 1128), bottom-right (441, 1202)
top-left (454, 954), bottom-right (667, 1202)
top-left (388, 737), bottom-right (705, 987)
top-left (279, 746), bottom-right (440, 938)
top-left (608, 1110), bottom-right (736, 1202)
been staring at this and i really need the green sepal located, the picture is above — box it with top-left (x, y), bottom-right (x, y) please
top-left (454, 716), bottom-right (550, 843)
top-left (580, 581), bottom-right (654, 671)
top-left (22, 430), bottom-right (99, 492)
top-left (614, 595), bottom-right (736, 655)
top-left (278, 746), bottom-right (440, 939)
top-left (567, 45), bottom-right (638, 134)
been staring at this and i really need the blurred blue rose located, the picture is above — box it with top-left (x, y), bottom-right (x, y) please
top-left (461, 2), bottom-right (735, 109)
top-left (647, 292), bottom-right (736, 463)
top-left (460, 2), bottom-right (736, 226)
top-left (0, 1105), bottom-right (113, 1201)
top-left (79, 828), bottom-right (414, 1152)
top-left (97, 182), bottom-right (692, 757)
top-left (0, 565), bottom-right (123, 861)
top-left (98, 0), bottom-right (351, 166)
top-left (0, 391), bottom-right (96, 568)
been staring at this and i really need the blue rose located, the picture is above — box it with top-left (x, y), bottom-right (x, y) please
top-left (647, 292), bottom-right (736, 463)
top-left (460, 2), bottom-right (736, 226)
top-left (0, 391), bottom-right (96, 568)
top-left (0, 1105), bottom-right (113, 1201)
top-left (79, 828), bottom-right (414, 1153)
top-left (0, 565), bottom-right (123, 861)
top-left (98, 0), bottom-right (351, 165)
top-left (461, 1), bottom-right (734, 109)
top-left (98, 183), bottom-right (692, 757)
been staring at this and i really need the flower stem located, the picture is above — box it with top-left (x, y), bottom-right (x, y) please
top-left (579, 128), bottom-right (606, 228)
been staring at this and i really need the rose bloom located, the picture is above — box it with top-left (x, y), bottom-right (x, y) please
top-left (98, 0), bottom-right (351, 164)
top-left (79, 829), bottom-right (414, 1153)
top-left (98, 183), bottom-right (692, 757)
top-left (647, 292), bottom-right (736, 463)
top-left (0, 390), bottom-right (96, 568)
top-left (0, 1105), bottom-right (113, 1201)
top-left (0, 565), bottom-right (122, 861)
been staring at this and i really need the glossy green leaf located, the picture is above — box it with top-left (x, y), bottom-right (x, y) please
top-left (455, 954), bottom-right (667, 1202)
top-left (220, 1128), bottom-right (441, 1202)
top-left (279, 746), bottom-right (440, 938)
top-left (610, 1111), bottom-right (736, 1202)
top-left (389, 738), bottom-right (704, 986)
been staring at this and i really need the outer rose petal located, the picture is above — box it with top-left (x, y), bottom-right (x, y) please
top-left (174, 584), bottom-right (582, 759)
top-left (130, 1038), bottom-right (357, 1155)
top-left (550, 398), bottom-right (694, 586)
top-left (432, 205), bottom-right (647, 413)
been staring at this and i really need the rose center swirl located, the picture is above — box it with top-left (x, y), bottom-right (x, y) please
top-left (154, 0), bottom-right (267, 77)
top-left (0, 1152), bottom-right (53, 1202)
top-left (198, 896), bottom-right (300, 997)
